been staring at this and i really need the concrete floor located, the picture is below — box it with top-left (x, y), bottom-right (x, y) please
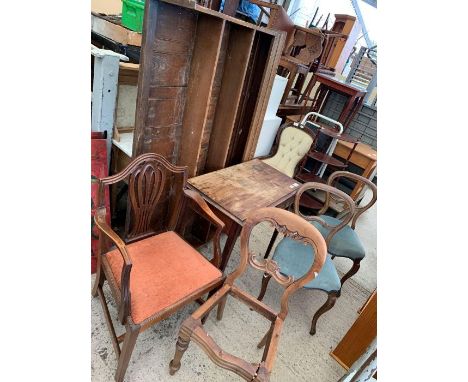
top-left (91, 197), bottom-right (376, 381)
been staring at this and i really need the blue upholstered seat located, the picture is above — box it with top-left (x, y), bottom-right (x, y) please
top-left (273, 237), bottom-right (341, 292)
top-left (311, 215), bottom-right (366, 260)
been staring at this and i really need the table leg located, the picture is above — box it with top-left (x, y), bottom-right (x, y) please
top-left (345, 96), bottom-right (364, 128)
top-left (220, 221), bottom-right (242, 272)
top-left (338, 95), bottom-right (356, 129)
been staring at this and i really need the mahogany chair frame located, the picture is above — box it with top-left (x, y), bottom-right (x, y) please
top-left (250, 0), bottom-right (324, 104)
top-left (169, 207), bottom-right (327, 381)
top-left (92, 153), bottom-right (226, 382)
top-left (326, 171), bottom-right (377, 286)
top-left (257, 182), bottom-right (356, 335)
top-left (257, 122), bottom-right (316, 178)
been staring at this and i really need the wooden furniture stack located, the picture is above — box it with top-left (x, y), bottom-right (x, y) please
top-left (298, 73), bottom-right (366, 129)
top-left (249, 0), bottom-right (325, 104)
top-left (133, 0), bottom-right (285, 178)
top-left (319, 14), bottom-right (360, 74)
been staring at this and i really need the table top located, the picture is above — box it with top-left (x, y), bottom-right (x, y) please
top-left (314, 73), bottom-right (367, 96)
top-left (188, 159), bottom-right (300, 225)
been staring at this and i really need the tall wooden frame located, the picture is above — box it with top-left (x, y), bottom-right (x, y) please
top-left (133, 0), bottom-right (285, 177)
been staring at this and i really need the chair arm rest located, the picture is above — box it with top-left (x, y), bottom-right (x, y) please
top-left (183, 189), bottom-right (225, 268)
top-left (94, 207), bottom-right (132, 323)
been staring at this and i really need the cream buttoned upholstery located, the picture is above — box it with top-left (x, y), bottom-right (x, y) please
top-left (263, 126), bottom-right (313, 177)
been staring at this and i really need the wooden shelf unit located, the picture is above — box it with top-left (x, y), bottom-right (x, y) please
top-left (133, 0), bottom-right (285, 177)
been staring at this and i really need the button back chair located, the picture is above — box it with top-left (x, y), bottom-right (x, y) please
top-left (257, 182), bottom-right (356, 335)
top-left (92, 153), bottom-right (225, 382)
top-left (318, 171), bottom-right (378, 286)
top-left (261, 123), bottom-right (315, 178)
top-left (168, 207), bottom-right (327, 381)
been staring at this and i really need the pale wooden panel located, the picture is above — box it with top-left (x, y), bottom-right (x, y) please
top-left (178, 14), bottom-right (226, 177)
top-left (204, 24), bottom-right (255, 172)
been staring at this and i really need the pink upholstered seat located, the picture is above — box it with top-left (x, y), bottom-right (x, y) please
top-left (105, 231), bottom-right (222, 324)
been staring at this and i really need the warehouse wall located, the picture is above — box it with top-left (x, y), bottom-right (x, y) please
top-left (320, 91), bottom-right (377, 149)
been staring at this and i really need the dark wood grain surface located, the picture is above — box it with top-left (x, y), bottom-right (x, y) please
top-left (188, 159), bottom-right (300, 225)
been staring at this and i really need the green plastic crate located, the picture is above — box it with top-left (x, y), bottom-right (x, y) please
top-left (121, 0), bottom-right (145, 33)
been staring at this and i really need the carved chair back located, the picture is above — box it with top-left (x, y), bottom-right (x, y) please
top-left (98, 153), bottom-right (188, 243)
top-left (250, 0), bottom-right (324, 63)
top-left (327, 171), bottom-right (377, 229)
top-left (294, 182), bottom-right (356, 246)
top-left (225, 207), bottom-right (327, 320)
top-left (285, 28), bottom-right (325, 65)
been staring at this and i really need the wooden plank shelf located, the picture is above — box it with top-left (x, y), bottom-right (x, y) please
top-left (132, 0), bottom-right (285, 177)
top-left (307, 151), bottom-right (347, 168)
top-left (295, 172), bottom-right (326, 184)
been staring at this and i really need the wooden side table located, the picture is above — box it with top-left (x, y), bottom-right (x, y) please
top-left (334, 140), bottom-right (377, 200)
top-left (188, 159), bottom-right (300, 271)
top-left (299, 73), bottom-right (366, 130)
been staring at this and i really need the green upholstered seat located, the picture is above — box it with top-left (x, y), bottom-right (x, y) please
top-left (273, 237), bottom-right (341, 292)
top-left (311, 215), bottom-right (365, 260)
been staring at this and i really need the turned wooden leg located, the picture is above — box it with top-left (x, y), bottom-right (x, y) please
top-left (169, 335), bottom-right (191, 376)
top-left (264, 230), bottom-right (278, 259)
top-left (216, 295), bottom-right (228, 321)
top-left (310, 291), bottom-right (339, 336)
top-left (115, 324), bottom-right (140, 382)
top-left (339, 259), bottom-right (362, 291)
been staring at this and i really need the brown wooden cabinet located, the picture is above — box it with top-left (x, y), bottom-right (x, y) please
top-left (331, 290), bottom-right (377, 370)
top-left (133, 0), bottom-right (285, 177)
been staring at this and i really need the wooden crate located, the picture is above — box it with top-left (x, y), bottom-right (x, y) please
top-left (133, 0), bottom-right (285, 177)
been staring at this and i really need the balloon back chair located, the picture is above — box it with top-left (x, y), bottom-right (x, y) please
top-left (321, 171), bottom-right (377, 286)
top-left (169, 207), bottom-right (327, 381)
top-left (257, 182), bottom-right (356, 335)
top-left (92, 153), bottom-right (225, 382)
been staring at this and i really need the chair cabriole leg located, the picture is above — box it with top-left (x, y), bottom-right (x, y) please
top-left (339, 258), bottom-right (362, 292)
top-left (310, 291), bottom-right (339, 336)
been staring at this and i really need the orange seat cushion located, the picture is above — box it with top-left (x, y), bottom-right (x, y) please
top-left (105, 231), bottom-right (222, 324)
